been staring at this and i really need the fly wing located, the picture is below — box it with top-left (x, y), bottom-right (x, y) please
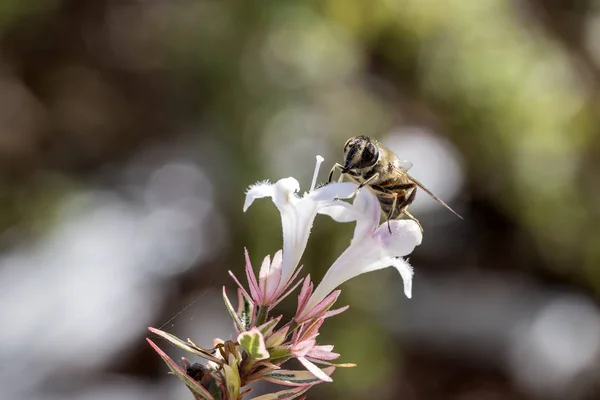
top-left (392, 165), bottom-right (463, 220)
top-left (395, 160), bottom-right (413, 172)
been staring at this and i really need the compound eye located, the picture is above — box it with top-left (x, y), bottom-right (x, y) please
top-left (364, 142), bottom-right (379, 163)
top-left (343, 137), bottom-right (353, 151)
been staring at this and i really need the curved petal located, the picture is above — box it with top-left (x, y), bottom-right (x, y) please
top-left (298, 357), bottom-right (333, 382)
top-left (318, 189), bottom-right (381, 241)
top-left (279, 198), bottom-right (318, 286)
top-left (305, 220), bottom-right (421, 310)
top-left (318, 202), bottom-right (357, 223)
top-left (243, 180), bottom-right (274, 212)
top-left (278, 182), bottom-right (362, 287)
top-left (384, 256), bottom-right (413, 298)
top-left (373, 220), bottom-right (423, 257)
top-left (273, 178), bottom-right (301, 210)
top-left (265, 256), bottom-right (283, 303)
top-left (308, 182), bottom-right (356, 202)
top-left (351, 189), bottom-right (382, 242)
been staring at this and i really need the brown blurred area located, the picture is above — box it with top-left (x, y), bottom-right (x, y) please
top-left (2, 1), bottom-right (600, 399)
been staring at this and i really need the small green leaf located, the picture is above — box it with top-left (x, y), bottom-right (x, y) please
top-left (223, 286), bottom-right (245, 333)
top-left (265, 325), bottom-right (289, 348)
top-left (148, 327), bottom-right (223, 365)
top-left (258, 315), bottom-right (282, 337)
top-left (237, 327), bottom-right (270, 360)
top-left (146, 339), bottom-right (215, 400)
top-left (222, 354), bottom-right (241, 400)
top-left (267, 345), bottom-right (291, 361)
top-left (251, 385), bottom-right (312, 400)
top-left (237, 289), bottom-right (254, 330)
top-left (263, 367), bottom-right (336, 386)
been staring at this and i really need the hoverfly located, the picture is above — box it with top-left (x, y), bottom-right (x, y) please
top-left (328, 135), bottom-right (462, 232)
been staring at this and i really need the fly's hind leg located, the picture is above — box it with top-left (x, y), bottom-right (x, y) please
top-left (402, 210), bottom-right (423, 232)
top-left (399, 187), bottom-right (423, 232)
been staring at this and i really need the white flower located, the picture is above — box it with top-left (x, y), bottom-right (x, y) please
top-left (243, 156), bottom-right (356, 299)
top-left (298, 188), bottom-right (422, 318)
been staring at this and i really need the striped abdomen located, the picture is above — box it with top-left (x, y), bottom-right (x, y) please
top-left (374, 190), bottom-right (411, 219)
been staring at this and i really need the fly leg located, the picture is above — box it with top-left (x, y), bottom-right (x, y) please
top-left (402, 210), bottom-right (423, 232)
top-left (386, 192), bottom-right (399, 234)
top-left (327, 163), bottom-right (344, 184)
top-left (352, 173), bottom-right (379, 198)
top-left (399, 187), bottom-right (423, 232)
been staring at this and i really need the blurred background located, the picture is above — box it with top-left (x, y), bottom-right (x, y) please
top-left (1, 0), bottom-right (600, 399)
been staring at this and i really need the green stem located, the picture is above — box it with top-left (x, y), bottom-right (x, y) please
top-left (255, 306), bottom-right (268, 326)
top-left (288, 320), bottom-right (299, 333)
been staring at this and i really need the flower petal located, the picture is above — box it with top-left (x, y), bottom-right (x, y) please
top-left (318, 202), bottom-right (358, 223)
top-left (273, 178), bottom-right (301, 210)
top-left (318, 189), bottom-right (381, 242)
top-left (243, 180), bottom-right (274, 212)
top-left (305, 220), bottom-right (421, 310)
top-left (296, 276), bottom-right (313, 315)
top-left (307, 345), bottom-right (340, 361)
top-left (373, 219), bottom-right (423, 257)
top-left (351, 189), bottom-right (382, 242)
top-left (308, 182), bottom-right (356, 202)
top-left (263, 251), bottom-right (283, 302)
top-left (379, 256), bottom-right (413, 298)
top-left (296, 290), bottom-right (341, 323)
top-left (244, 249), bottom-right (262, 304)
top-left (297, 357), bottom-right (333, 382)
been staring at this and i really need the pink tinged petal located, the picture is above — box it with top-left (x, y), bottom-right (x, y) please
top-left (373, 219), bottom-right (423, 257)
top-left (297, 357), bottom-right (333, 382)
top-left (266, 250), bottom-right (284, 295)
top-left (270, 270), bottom-right (305, 310)
top-left (244, 249), bottom-right (262, 304)
top-left (295, 276), bottom-right (313, 316)
top-left (296, 290), bottom-right (341, 323)
top-left (323, 305), bottom-right (349, 319)
top-left (263, 253), bottom-right (283, 303)
top-left (300, 318), bottom-right (324, 342)
top-left (292, 339), bottom-right (317, 358)
top-left (276, 262), bottom-right (302, 297)
top-left (258, 254), bottom-right (272, 301)
top-left (307, 345), bottom-right (340, 361)
top-left (305, 219), bottom-right (421, 310)
top-left (243, 180), bottom-right (274, 212)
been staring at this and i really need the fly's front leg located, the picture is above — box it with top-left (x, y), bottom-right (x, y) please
top-left (353, 173), bottom-right (379, 198)
top-left (328, 163), bottom-right (344, 184)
